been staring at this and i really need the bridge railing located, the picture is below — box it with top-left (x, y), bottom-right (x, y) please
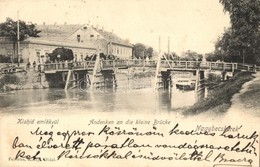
top-left (43, 59), bottom-right (256, 72)
top-left (43, 61), bottom-right (96, 71)
top-left (237, 63), bottom-right (255, 72)
top-left (73, 61), bottom-right (96, 69)
top-left (201, 62), bottom-right (238, 71)
top-left (127, 59), bottom-right (144, 67)
top-left (159, 61), bottom-right (240, 71)
top-left (160, 61), bottom-right (199, 69)
top-left (101, 59), bottom-right (129, 69)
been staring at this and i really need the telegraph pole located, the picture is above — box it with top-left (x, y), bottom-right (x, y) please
top-left (168, 36), bottom-right (170, 55)
top-left (17, 11), bottom-right (20, 67)
top-left (159, 36), bottom-right (161, 55)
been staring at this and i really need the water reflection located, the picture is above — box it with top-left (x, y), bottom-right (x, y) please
top-left (0, 77), bottom-right (206, 114)
top-left (0, 90), bottom-right (204, 114)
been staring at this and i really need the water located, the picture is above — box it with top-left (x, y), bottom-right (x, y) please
top-left (0, 85), bottom-right (197, 115)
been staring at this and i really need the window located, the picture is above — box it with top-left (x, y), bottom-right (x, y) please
top-left (7, 51), bottom-right (13, 56)
top-left (36, 51), bottom-right (41, 63)
top-left (45, 52), bottom-right (49, 62)
top-left (80, 54), bottom-right (83, 61)
top-left (74, 54), bottom-right (78, 61)
top-left (90, 34), bottom-right (94, 38)
top-left (77, 35), bottom-right (80, 42)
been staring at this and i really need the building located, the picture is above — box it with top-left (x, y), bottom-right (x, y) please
top-left (0, 23), bottom-right (133, 64)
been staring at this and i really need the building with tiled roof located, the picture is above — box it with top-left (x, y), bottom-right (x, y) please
top-left (0, 23), bottom-right (133, 64)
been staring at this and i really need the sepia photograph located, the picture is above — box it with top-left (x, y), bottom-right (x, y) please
top-left (0, 0), bottom-right (259, 166)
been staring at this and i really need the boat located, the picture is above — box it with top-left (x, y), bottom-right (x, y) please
top-left (176, 79), bottom-right (196, 90)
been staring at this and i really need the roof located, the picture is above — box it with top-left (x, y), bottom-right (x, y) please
top-left (94, 28), bottom-right (132, 47)
top-left (27, 24), bottom-right (96, 49)
top-left (1, 24), bottom-right (132, 48)
top-left (36, 24), bottom-right (82, 41)
top-left (36, 24), bottom-right (132, 47)
top-left (23, 38), bottom-right (96, 50)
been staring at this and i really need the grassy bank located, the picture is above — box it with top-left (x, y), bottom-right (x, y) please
top-left (184, 72), bottom-right (255, 115)
top-left (239, 73), bottom-right (260, 110)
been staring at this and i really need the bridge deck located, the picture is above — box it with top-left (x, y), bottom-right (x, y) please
top-left (42, 60), bottom-right (255, 73)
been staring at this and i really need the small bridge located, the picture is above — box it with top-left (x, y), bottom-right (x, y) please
top-left (43, 59), bottom-right (255, 73)
top-left (42, 59), bottom-right (256, 90)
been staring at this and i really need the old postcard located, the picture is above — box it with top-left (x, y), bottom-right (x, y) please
top-left (0, 0), bottom-right (259, 167)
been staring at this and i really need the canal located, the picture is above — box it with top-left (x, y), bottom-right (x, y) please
top-left (0, 75), bottom-right (201, 115)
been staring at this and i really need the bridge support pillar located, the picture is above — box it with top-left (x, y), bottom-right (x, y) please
top-left (195, 70), bottom-right (206, 102)
top-left (161, 71), bottom-right (172, 90)
top-left (90, 70), bottom-right (117, 90)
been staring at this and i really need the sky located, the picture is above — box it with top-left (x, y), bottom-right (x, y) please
top-left (0, 0), bottom-right (230, 55)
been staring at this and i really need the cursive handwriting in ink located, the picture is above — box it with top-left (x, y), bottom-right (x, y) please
top-left (12, 136), bottom-right (32, 149)
top-left (220, 126), bottom-right (258, 156)
top-left (213, 152), bottom-right (253, 165)
top-left (169, 124), bottom-right (215, 136)
top-left (220, 126), bottom-right (258, 141)
top-left (57, 138), bottom-right (152, 160)
top-left (15, 150), bottom-right (41, 161)
top-left (98, 125), bottom-right (164, 137)
top-left (30, 127), bottom-right (54, 139)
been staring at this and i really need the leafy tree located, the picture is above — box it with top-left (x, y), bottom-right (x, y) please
top-left (0, 17), bottom-right (41, 63)
top-left (133, 43), bottom-right (146, 59)
top-left (180, 50), bottom-right (202, 61)
top-left (146, 47), bottom-right (154, 59)
top-left (133, 43), bottom-right (155, 59)
top-left (0, 17), bottom-right (41, 40)
top-left (48, 47), bottom-right (74, 62)
top-left (218, 0), bottom-right (260, 64)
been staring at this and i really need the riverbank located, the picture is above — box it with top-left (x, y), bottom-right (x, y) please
top-left (0, 71), bottom-right (47, 92)
top-left (183, 71), bottom-right (255, 115)
top-left (228, 72), bottom-right (260, 115)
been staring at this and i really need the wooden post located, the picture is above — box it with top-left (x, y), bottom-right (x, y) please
top-left (64, 70), bottom-right (72, 90)
top-left (90, 53), bottom-right (100, 90)
top-left (195, 69), bottom-right (199, 93)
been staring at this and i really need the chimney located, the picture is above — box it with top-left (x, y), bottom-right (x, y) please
top-left (111, 29), bottom-right (114, 33)
top-left (102, 26), bottom-right (104, 31)
top-left (43, 22), bottom-right (45, 25)
top-left (64, 22), bottom-right (67, 25)
top-left (96, 24), bottom-right (99, 29)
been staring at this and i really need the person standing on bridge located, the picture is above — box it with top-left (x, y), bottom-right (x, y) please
top-left (26, 62), bottom-right (31, 71)
top-left (65, 60), bottom-right (68, 68)
top-left (33, 61), bottom-right (36, 71)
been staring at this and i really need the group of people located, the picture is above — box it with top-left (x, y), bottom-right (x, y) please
top-left (26, 61), bottom-right (41, 72)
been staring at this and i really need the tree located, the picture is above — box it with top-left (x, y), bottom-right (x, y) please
top-left (133, 43), bottom-right (146, 59)
top-left (218, 0), bottom-right (260, 64)
top-left (48, 47), bottom-right (74, 62)
top-left (0, 17), bottom-right (41, 63)
top-left (181, 50), bottom-right (202, 61)
top-left (146, 47), bottom-right (154, 59)
top-left (0, 17), bottom-right (41, 40)
top-left (132, 43), bottom-right (155, 59)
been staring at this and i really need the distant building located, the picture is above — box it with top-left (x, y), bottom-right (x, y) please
top-left (0, 24), bottom-right (133, 64)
